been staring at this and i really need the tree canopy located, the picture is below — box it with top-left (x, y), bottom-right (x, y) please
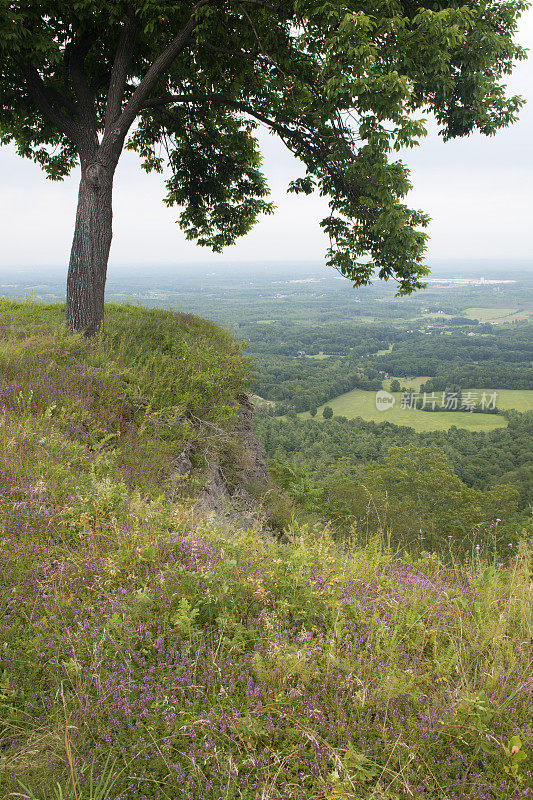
top-left (0, 0), bottom-right (528, 306)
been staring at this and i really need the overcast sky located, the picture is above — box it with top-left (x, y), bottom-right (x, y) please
top-left (0, 9), bottom-right (531, 272)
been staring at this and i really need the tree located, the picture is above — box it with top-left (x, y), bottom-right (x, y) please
top-left (0, 2), bottom-right (527, 334)
top-left (319, 446), bottom-right (520, 556)
top-left (310, 405), bottom-right (318, 417)
top-left (323, 406), bottom-right (334, 419)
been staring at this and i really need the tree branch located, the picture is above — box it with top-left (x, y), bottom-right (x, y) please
top-left (101, 0), bottom-right (211, 154)
top-left (201, 41), bottom-right (260, 62)
top-left (20, 63), bottom-right (80, 144)
top-left (46, 84), bottom-right (77, 118)
top-left (91, 71), bottom-right (112, 95)
top-left (142, 91), bottom-right (295, 138)
top-left (143, 91), bottom-right (362, 205)
top-left (105, 4), bottom-right (141, 129)
top-left (231, 0), bottom-right (277, 8)
top-left (66, 32), bottom-right (99, 134)
top-left (237, 1), bottom-right (291, 83)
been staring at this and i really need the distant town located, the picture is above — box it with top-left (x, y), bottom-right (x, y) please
top-left (426, 277), bottom-right (516, 286)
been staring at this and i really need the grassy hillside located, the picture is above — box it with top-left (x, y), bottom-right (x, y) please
top-left (0, 301), bottom-right (532, 800)
top-left (0, 300), bottom-right (248, 493)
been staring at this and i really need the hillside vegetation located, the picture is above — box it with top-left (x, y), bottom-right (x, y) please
top-left (0, 301), bottom-right (531, 800)
top-left (257, 412), bottom-right (533, 513)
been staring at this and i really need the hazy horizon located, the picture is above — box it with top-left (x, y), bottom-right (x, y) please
top-left (1, 257), bottom-right (532, 284)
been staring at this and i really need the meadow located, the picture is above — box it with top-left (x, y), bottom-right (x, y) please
top-left (299, 389), bottom-right (512, 432)
top-left (483, 389), bottom-right (533, 413)
top-left (386, 383), bottom-right (533, 414)
top-left (297, 375), bottom-right (533, 432)
top-left (0, 301), bottom-right (531, 800)
top-left (464, 308), bottom-right (532, 324)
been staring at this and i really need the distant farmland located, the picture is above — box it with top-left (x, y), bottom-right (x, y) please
top-left (298, 385), bottom-right (533, 432)
top-left (465, 307), bottom-right (532, 323)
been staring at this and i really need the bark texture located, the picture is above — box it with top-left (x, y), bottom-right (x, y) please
top-left (42, 9), bottom-right (199, 334)
top-left (66, 159), bottom-right (114, 335)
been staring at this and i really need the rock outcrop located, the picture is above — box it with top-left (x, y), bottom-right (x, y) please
top-left (169, 394), bottom-right (269, 528)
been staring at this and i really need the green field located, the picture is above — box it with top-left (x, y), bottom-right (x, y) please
top-left (482, 388), bottom-right (533, 411)
top-left (389, 376), bottom-right (432, 391)
top-left (299, 389), bottom-right (511, 432)
top-left (300, 384), bottom-right (533, 431)
top-left (387, 381), bottom-right (533, 412)
top-left (465, 307), bottom-right (532, 323)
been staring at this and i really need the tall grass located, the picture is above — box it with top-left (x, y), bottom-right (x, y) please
top-left (0, 301), bottom-right (531, 799)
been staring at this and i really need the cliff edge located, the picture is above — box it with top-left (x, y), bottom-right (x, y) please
top-left (170, 394), bottom-right (270, 527)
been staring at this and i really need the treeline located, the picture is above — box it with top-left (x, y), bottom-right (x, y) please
top-left (448, 316), bottom-right (483, 326)
top-left (255, 410), bottom-right (533, 509)
top-left (238, 321), bottom-right (406, 356)
top-left (373, 327), bottom-right (533, 388)
top-left (250, 355), bottom-right (382, 412)
top-left (399, 387), bottom-right (501, 415)
top-left (420, 367), bottom-right (533, 391)
top-left (269, 446), bottom-right (522, 561)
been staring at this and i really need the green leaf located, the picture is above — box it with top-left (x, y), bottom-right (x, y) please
top-left (0, 0), bottom-right (527, 293)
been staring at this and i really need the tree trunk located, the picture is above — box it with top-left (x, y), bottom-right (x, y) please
top-left (66, 158), bottom-right (115, 336)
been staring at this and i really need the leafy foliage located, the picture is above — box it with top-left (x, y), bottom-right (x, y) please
top-left (0, 0), bottom-right (528, 290)
top-left (256, 411), bottom-right (533, 509)
top-left (270, 445), bottom-right (523, 559)
top-left (130, 106), bottom-right (274, 250)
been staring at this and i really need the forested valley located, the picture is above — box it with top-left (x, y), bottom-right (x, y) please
top-left (5, 265), bottom-right (533, 559)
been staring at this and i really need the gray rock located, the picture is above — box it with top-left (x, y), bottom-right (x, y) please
top-left (168, 394), bottom-right (269, 530)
